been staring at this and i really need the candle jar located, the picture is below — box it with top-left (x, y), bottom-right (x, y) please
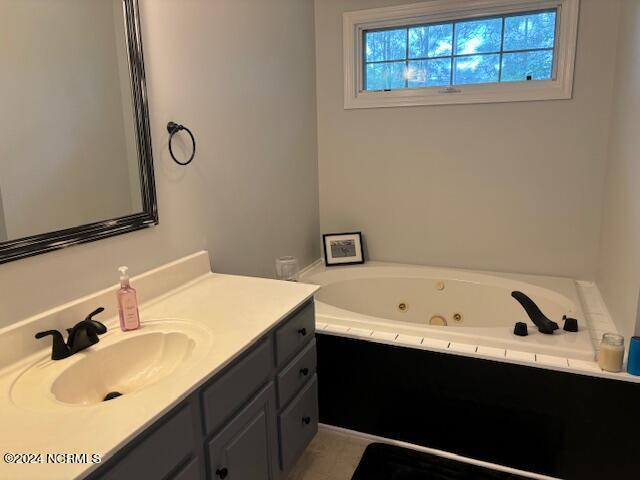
top-left (598, 333), bottom-right (625, 373)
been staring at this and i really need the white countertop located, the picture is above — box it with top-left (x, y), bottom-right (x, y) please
top-left (0, 270), bottom-right (318, 480)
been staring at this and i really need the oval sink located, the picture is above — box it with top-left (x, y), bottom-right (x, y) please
top-left (11, 320), bottom-right (212, 410)
top-left (51, 331), bottom-right (194, 405)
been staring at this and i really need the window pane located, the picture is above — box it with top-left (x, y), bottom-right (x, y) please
top-left (407, 59), bottom-right (452, 87)
top-left (454, 54), bottom-right (500, 85)
top-left (455, 18), bottom-right (502, 55)
top-left (365, 62), bottom-right (406, 90)
top-left (504, 11), bottom-right (556, 51)
top-left (409, 23), bottom-right (453, 58)
top-left (501, 50), bottom-right (553, 82)
top-left (365, 29), bottom-right (407, 62)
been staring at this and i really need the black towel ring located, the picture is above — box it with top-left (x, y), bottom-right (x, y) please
top-left (167, 121), bottom-right (196, 166)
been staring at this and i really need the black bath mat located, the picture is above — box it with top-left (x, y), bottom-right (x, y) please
top-left (351, 443), bottom-right (529, 480)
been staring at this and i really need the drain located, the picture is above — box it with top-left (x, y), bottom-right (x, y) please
top-left (103, 391), bottom-right (123, 402)
top-left (398, 302), bottom-right (408, 312)
top-left (453, 313), bottom-right (463, 322)
top-left (430, 315), bottom-right (447, 326)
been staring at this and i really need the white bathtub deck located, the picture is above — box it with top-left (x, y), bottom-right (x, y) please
top-left (316, 317), bottom-right (638, 384)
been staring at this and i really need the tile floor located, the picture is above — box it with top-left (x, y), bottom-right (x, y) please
top-left (288, 429), bottom-right (371, 480)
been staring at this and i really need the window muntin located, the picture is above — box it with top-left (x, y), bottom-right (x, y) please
top-left (363, 9), bottom-right (558, 91)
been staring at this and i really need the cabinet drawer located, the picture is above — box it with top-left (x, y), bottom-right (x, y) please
top-left (98, 404), bottom-right (194, 480)
top-left (278, 375), bottom-right (318, 472)
top-left (277, 339), bottom-right (317, 408)
top-left (202, 338), bottom-right (273, 435)
top-left (275, 300), bottom-right (315, 366)
top-left (207, 382), bottom-right (278, 480)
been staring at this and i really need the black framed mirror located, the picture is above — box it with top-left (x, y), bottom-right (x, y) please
top-left (0, 0), bottom-right (157, 264)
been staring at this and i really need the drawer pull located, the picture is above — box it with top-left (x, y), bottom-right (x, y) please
top-left (300, 367), bottom-right (309, 376)
top-left (298, 328), bottom-right (307, 336)
top-left (216, 467), bottom-right (229, 479)
top-left (302, 416), bottom-right (311, 425)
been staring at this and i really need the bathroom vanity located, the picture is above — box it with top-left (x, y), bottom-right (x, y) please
top-left (89, 301), bottom-right (317, 480)
top-left (0, 252), bottom-right (319, 480)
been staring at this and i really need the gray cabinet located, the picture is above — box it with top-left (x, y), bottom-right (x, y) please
top-left (87, 299), bottom-right (316, 480)
top-left (202, 338), bottom-right (273, 435)
top-left (207, 383), bottom-right (278, 480)
top-left (94, 402), bottom-right (198, 480)
top-left (172, 459), bottom-right (201, 480)
top-left (276, 339), bottom-right (317, 408)
top-left (275, 301), bottom-right (315, 366)
top-left (278, 376), bottom-right (318, 472)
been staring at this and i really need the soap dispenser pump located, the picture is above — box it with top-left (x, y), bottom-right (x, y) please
top-left (117, 266), bottom-right (140, 331)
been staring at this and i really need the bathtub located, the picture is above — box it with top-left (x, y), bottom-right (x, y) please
top-left (302, 262), bottom-right (595, 361)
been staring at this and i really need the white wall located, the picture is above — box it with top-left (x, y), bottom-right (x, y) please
top-left (315, 0), bottom-right (620, 279)
top-left (597, 0), bottom-right (640, 339)
top-left (0, 0), bottom-right (138, 239)
top-left (0, 186), bottom-right (6, 242)
top-left (0, 0), bottom-right (319, 329)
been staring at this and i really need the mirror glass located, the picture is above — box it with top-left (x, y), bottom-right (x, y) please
top-left (0, 0), bottom-right (157, 260)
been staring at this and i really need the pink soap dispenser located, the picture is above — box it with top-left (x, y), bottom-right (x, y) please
top-left (117, 266), bottom-right (141, 331)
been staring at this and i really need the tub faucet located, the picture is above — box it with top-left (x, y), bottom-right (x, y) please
top-left (511, 292), bottom-right (559, 335)
top-left (35, 307), bottom-right (107, 360)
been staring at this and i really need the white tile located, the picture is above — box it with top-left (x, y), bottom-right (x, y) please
top-left (567, 358), bottom-right (602, 373)
top-left (323, 324), bottom-right (350, 334)
top-left (588, 313), bottom-right (616, 332)
top-left (593, 330), bottom-right (609, 343)
top-left (477, 346), bottom-right (506, 358)
top-left (580, 287), bottom-right (604, 313)
top-left (505, 350), bottom-right (536, 363)
top-left (421, 337), bottom-right (450, 350)
top-left (448, 343), bottom-right (477, 354)
top-left (394, 334), bottom-right (423, 346)
top-left (347, 327), bottom-right (373, 337)
top-left (536, 354), bottom-right (569, 368)
top-left (370, 330), bottom-right (398, 341)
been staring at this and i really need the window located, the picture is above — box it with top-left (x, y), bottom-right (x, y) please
top-left (344, 0), bottom-right (579, 108)
top-left (364, 10), bottom-right (557, 90)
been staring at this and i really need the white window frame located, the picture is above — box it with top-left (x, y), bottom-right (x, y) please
top-left (343, 0), bottom-right (580, 109)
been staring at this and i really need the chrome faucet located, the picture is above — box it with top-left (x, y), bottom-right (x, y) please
top-left (35, 307), bottom-right (107, 360)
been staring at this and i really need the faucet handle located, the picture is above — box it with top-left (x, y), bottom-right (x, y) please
top-left (83, 307), bottom-right (107, 335)
top-left (35, 330), bottom-right (70, 360)
top-left (85, 307), bottom-right (105, 322)
top-left (66, 307), bottom-right (108, 355)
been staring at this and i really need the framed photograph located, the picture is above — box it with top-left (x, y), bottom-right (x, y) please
top-left (323, 232), bottom-right (364, 267)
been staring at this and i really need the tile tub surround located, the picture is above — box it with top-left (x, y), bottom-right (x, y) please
top-left (0, 252), bottom-right (318, 480)
top-left (576, 280), bottom-right (620, 351)
top-left (316, 320), bottom-right (637, 383)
